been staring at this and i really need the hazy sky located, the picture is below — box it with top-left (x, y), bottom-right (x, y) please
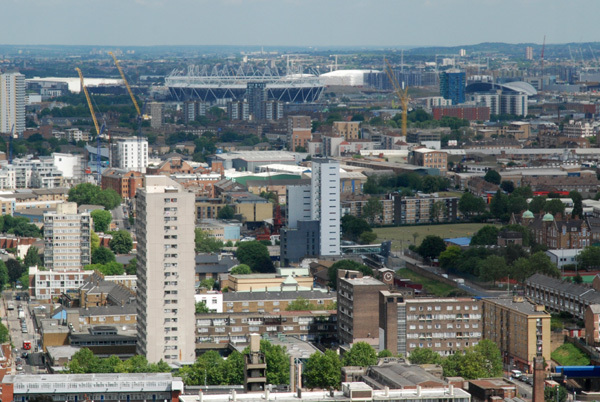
top-left (1, 0), bottom-right (598, 47)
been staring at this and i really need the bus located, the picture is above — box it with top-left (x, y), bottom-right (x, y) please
top-left (22, 341), bottom-right (31, 350)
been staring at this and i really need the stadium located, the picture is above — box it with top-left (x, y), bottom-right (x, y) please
top-left (165, 65), bottom-right (324, 103)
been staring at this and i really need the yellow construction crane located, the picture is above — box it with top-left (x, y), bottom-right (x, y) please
top-left (76, 67), bottom-right (105, 182)
top-left (76, 68), bottom-right (101, 137)
top-left (109, 51), bottom-right (141, 117)
top-left (384, 58), bottom-right (409, 137)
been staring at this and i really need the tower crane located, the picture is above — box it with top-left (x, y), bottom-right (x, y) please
top-left (109, 51), bottom-right (145, 172)
top-left (384, 58), bottom-right (409, 137)
top-left (76, 67), bottom-right (105, 184)
top-left (540, 35), bottom-right (546, 92)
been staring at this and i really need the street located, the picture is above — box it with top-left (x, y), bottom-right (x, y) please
top-left (2, 290), bottom-right (43, 374)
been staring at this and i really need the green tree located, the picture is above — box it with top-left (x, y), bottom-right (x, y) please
top-left (417, 235), bottom-right (446, 260)
top-left (341, 215), bottom-right (372, 242)
top-left (529, 196), bottom-right (547, 214)
top-left (458, 192), bottom-right (486, 218)
top-left (545, 199), bottom-right (565, 215)
top-left (222, 351), bottom-right (245, 385)
top-left (378, 349), bottom-right (394, 358)
top-left (512, 186), bottom-right (533, 199)
top-left (577, 246), bottom-right (600, 270)
top-left (6, 259), bottom-right (24, 285)
top-left (84, 261), bottom-right (124, 276)
top-left (109, 230), bottom-right (133, 254)
top-left (18, 272), bottom-right (29, 289)
top-left (0, 261), bottom-right (9, 290)
top-left (0, 322), bottom-right (9, 343)
top-left (23, 246), bottom-right (42, 268)
top-left (473, 339), bottom-right (503, 377)
top-left (195, 228), bottom-right (224, 253)
top-left (328, 260), bottom-right (373, 289)
top-left (484, 169), bottom-right (501, 185)
top-left (91, 209), bottom-right (112, 232)
top-left (92, 247), bottom-right (116, 264)
top-left (125, 258), bottom-right (137, 275)
top-left (68, 183), bottom-right (122, 210)
top-left (408, 347), bottom-right (442, 365)
top-left (195, 301), bottom-right (210, 313)
top-left (507, 195), bottom-right (528, 215)
top-left (217, 205), bottom-right (235, 220)
top-left (359, 231), bottom-right (378, 244)
top-left (490, 190), bottom-right (508, 220)
top-left (304, 350), bottom-right (342, 390)
top-left (570, 190), bottom-right (583, 218)
top-left (545, 385), bottom-right (567, 402)
top-left (439, 246), bottom-right (463, 272)
top-left (477, 255), bottom-right (508, 282)
top-left (342, 342), bottom-right (378, 367)
top-left (470, 225), bottom-right (499, 246)
top-left (91, 231), bottom-right (100, 252)
top-left (362, 197), bottom-right (383, 225)
top-left (236, 241), bottom-right (274, 273)
top-left (230, 264), bottom-right (252, 275)
top-left (500, 181), bottom-right (515, 193)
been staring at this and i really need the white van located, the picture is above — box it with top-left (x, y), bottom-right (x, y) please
top-left (511, 369), bottom-right (522, 379)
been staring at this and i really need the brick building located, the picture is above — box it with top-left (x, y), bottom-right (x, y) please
top-left (411, 148), bottom-right (448, 172)
top-left (223, 289), bottom-right (336, 314)
top-left (482, 297), bottom-right (551, 372)
top-left (432, 105), bottom-right (490, 121)
top-left (379, 293), bottom-right (483, 357)
top-left (101, 168), bottom-right (144, 199)
top-left (341, 195), bottom-right (395, 225)
top-left (338, 276), bottom-right (388, 347)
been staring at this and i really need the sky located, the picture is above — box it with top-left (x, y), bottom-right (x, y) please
top-left (1, 0), bottom-right (598, 48)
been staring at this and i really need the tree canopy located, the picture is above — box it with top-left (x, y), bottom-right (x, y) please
top-left (342, 342), bottom-right (378, 367)
top-left (409, 347), bottom-right (443, 365)
top-left (91, 209), bottom-right (112, 233)
top-left (304, 350), bottom-right (342, 390)
top-left (230, 264), bottom-right (252, 275)
top-left (235, 241), bottom-right (274, 273)
top-left (484, 169), bottom-right (501, 185)
top-left (109, 230), bottom-right (133, 254)
top-left (470, 225), bottom-right (500, 246)
top-left (67, 348), bottom-right (170, 374)
top-left (341, 215), bottom-right (372, 242)
top-left (217, 205), bottom-right (235, 220)
top-left (68, 183), bottom-right (122, 210)
top-left (417, 235), bottom-right (446, 260)
top-left (458, 193), bottom-right (486, 218)
top-left (194, 228), bottom-right (224, 253)
top-left (92, 247), bottom-right (116, 265)
top-left (84, 261), bottom-right (124, 276)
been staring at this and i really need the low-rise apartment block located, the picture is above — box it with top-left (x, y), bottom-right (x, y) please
top-left (222, 289), bottom-right (335, 314)
top-left (482, 296), bottom-right (551, 372)
top-left (392, 193), bottom-right (459, 225)
top-left (379, 293), bottom-right (483, 357)
top-left (196, 310), bottom-right (337, 346)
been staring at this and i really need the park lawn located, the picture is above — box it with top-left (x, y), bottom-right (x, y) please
top-left (374, 223), bottom-right (494, 250)
top-left (396, 268), bottom-right (466, 297)
top-left (551, 343), bottom-right (590, 366)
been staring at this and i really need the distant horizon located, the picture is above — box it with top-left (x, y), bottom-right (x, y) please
top-left (0, 0), bottom-right (596, 49)
top-left (0, 40), bottom-right (598, 51)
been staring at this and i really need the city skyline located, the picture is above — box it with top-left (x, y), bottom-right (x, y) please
top-left (1, 0), bottom-right (597, 48)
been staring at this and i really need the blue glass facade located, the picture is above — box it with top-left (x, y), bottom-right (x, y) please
top-left (439, 71), bottom-right (466, 104)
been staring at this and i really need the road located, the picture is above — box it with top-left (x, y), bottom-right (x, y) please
top-left (111, 205), bottom-right (127, 230)
top-left (510, 376), bottom-right (533, 399)
top-left (2, 291), bottom-right (43, 374)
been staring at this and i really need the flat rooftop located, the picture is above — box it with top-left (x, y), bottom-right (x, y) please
top-left (342, 276), bottom-right (386, 286)
top-left (484, 297), bottom-right (549, 316)
top-left (179, 383), bottom-right (470, 402)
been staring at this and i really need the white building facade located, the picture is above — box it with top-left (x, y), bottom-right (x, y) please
top-left (0, 72), bottom-right (25, 135)
top-left (135, 176), bottom-right (195, 364)
top-left (43, 202), bottom-right (91, 271)
top-left (311, 158), bottom-right (341, 256)
top-left (113, 138), bottom-right (149, 173)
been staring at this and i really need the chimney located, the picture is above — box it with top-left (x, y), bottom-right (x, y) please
top-left (449, 385), bottom-right (454, 396)
top-left (532, 356), bottom-right (545, 402)
top-left (232, 390), bottom-right (237, 402)
top-left (417, 386), bottom-right (421, 397)
top-left (198, 391), bottom-right (203, 402)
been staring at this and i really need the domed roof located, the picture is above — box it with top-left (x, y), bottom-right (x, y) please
top-left (542, 213), bottom-right (555, 222)
top-left (522, 210), bottom-right (534, 219)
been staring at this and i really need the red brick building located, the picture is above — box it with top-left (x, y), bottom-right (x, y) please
top-left (432, 105), bottom-right (490, 121)
top-left (101, 169), bottom-right (144, 199)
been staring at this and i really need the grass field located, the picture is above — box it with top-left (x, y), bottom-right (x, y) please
top-left (551, 343), bottom-right (590, 366)
top-left (374, 223), bottom-right (493, 250)
top-left (396, 268), bottom-right (466, 297)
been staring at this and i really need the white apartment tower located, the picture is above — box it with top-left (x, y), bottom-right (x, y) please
top-left (135, 176), bottom-right (195, 364)
top-left (310, 158), bottom-right (341, 256)
top-left (43, 202), bottom-right (91, 271)
top-left (0, 72), bottom-right (25, 136)
top-left (113, 138), bottom-right (149, 173)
